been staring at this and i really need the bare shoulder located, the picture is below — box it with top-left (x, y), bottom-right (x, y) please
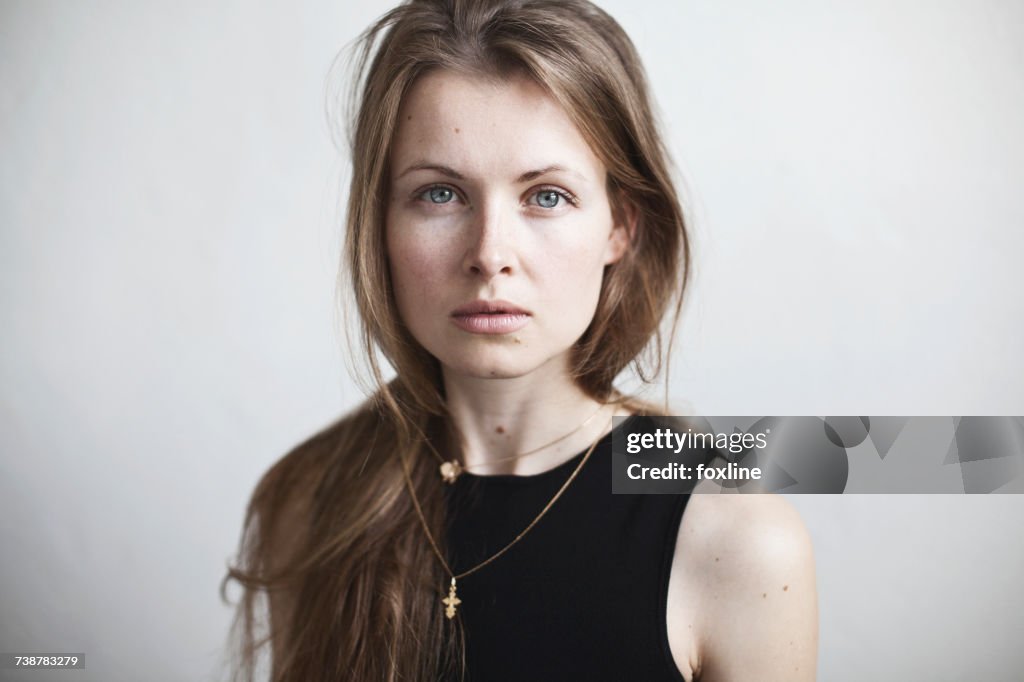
top-left (673, 494), bottom-right (818, 681)
top-left (680, 493), bottom-right (814, 576)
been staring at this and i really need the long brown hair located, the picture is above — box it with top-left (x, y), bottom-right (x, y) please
top-left (221, 0), bottom-right (690, 679)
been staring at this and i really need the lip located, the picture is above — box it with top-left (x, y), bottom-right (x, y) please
top-left (451, 299), bottom-right (530, 316)
top-left (450, 299), bottom-right (531, 335)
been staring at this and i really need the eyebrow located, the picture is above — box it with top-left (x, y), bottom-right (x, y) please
top-left (516, 165), bottom-right (585, 183)
top-left (396, 162), bottom-right (586, 183)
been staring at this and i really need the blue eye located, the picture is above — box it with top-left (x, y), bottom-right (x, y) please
top-left (423, 186), bottom-right (455, 204)
top-left (529, 188), bottom-right (576, 209)
top-left (536, 190), bottom-right (562, 208)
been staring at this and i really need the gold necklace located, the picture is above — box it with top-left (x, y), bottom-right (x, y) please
top-left (398, 415), bottom-right (613, 620)
top-left (425, 404), bottom-right (606, 484)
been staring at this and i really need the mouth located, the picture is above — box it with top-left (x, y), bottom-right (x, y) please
top-left (450, 300), bottom-right (531, 335)
top-left (451, 299), bottom-right (530, 316)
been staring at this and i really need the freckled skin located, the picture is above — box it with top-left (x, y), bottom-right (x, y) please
top-left (383, 71), bottom-right (819, 682)
top-left (384, 70), bottom-right (628, 382)
top-left (667, 493), bottom-right (817, 680)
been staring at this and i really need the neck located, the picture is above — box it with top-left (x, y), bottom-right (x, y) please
top-left (441, 356), bottom-right (619, 476)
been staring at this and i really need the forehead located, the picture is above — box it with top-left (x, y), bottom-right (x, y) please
top-left (390, 69), bottom-right (605, 181)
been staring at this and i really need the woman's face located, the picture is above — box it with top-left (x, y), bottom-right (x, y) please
top-left (385, 69), bottom-right (629, 382)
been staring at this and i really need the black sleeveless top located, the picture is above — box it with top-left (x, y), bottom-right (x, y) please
top-left (443, 416), bottom-right (689, 681)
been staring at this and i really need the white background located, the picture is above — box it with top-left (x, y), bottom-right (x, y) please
top-left (2, 1), bottom-right (1022, 680)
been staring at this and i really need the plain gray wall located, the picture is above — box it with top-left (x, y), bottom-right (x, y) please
top-left (1, 1), bottom-right (1022, 680)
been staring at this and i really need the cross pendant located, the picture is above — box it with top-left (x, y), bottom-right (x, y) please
top-left (442, 577), bottom-right (461, 619)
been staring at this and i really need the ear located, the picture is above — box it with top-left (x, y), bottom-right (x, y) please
top-left (603, 198), bottom-right (638, 266)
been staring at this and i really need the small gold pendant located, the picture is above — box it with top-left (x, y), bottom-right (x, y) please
top-left (439, 460), bottom-right (462, 484)
top-left (442, 577), bottom-right (461, 619)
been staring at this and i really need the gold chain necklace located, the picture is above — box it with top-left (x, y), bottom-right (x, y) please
top-left (398, 415), bottom-right (613, 620)
top-left (424, 404), bottom-right (606, 484)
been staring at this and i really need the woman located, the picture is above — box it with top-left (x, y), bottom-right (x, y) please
top-left (223, 1), bottom-right (818, 680)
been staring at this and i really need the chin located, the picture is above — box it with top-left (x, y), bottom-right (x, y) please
top-left (435, 346), bottom-right (540, 380)
top-left (445, 358), bottom-right (533, 380)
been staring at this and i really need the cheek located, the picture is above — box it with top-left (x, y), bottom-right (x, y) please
top-left (534, 238), bottom-right (608, 324)
top-left (386, 229), bottom-right (450, 316)
top-left (544, 220), bottom-right (613, 289)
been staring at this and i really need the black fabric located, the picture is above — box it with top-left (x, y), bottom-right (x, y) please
top-left (442, 416), bottom-right (689, 682)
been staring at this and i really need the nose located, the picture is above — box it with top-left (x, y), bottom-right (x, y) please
top-left (462, 201), bottom-right (516, 279)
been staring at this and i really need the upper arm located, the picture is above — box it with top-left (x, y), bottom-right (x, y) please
top-left (679, 493), bottom-right (818, 682)
top-left (236, 411), bottom-right (357, 681)
top-left (266, 521), bottom-right (301, 680)
top-left (259, 471), bottom-right (316, 680)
